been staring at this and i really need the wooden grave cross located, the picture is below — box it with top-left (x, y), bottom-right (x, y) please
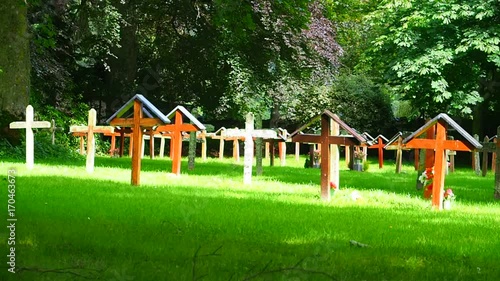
top-left (367, 134), bottom-right (388, 169)
top-left (9, 105), bottom-right (51, 169)
top-left (106, 94), bottom-right (170, 185)
top-left (384, 132), bottom-right (405, 173)
top-left (290, 110), bottom-right (367, 201)
top-left (50, 119), bottom-right (64, 145)
top-left (154, 106), bottom-right (205, 176)
top-left (402, 113), bottom-right (482, 210)
top-left (477, 134), bottom-right (499, 177)
top-left (70, 109), bottom-right (115, 173)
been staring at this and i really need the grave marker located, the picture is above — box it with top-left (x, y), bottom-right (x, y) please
top-left (403, 113), bottom-right (482, 210)
top-left (367, 134), bottom-right (388, 168)
top-left (9, 105), bottom-right (51, 169)
top-left (155, 106), bottom-right (205, 175)
top-left (70, 109), bottom-right (115, 173)
top-left (290, 110), bottom-right (367, 201)
top-left (106, 94), bottom-right (170, 185)
top-left (244, 113), bottom-right (254, 184)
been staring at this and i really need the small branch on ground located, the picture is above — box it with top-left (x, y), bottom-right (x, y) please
top-left (241, 258), bottom-right (336, 281)
top-left (16, 266), bottom-right (102, 279)
top-left (192, 245), bottom-right (223, 281)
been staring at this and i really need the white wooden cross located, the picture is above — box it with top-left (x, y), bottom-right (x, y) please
top-left (9, 105), bottom-right (51, 169)
top-left (70, 109), bottom-right (114, 173)
top-left (243, 113), bottom-right (254, 185)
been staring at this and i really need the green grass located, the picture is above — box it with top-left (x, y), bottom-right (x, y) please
top-left (0, 156), bottom-right (499, 280)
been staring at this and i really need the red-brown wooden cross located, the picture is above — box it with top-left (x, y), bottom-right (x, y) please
top-left (291, 111), bottom-right (365, 201)
top-left (403, 115), bottom-right (480, 210)
top-left (155, 111), bottom-right (198, 175)
top-left (368, 136), bottom-right (387, 168)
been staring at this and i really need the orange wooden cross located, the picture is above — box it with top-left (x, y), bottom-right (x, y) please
top-left (403, 114), bottom-right (481, 210)
top-left (368, 134), bottom-right (388, 168)
top-left (106, 94), bottom-right (170, 185)
top-left (155, 106), bottom-right (205, 176)
top-left (290, 110), bottom-right (367, 201)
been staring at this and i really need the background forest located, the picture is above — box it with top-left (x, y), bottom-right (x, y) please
top-left (0, 0), bottom-right (499, 155)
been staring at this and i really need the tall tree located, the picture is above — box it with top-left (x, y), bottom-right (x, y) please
top-left (365, 0), bottom-right (500, 130)
top-left (0, 0), bottom-right (30, 122)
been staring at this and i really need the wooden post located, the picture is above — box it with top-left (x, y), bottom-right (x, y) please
top-left (129, 136), bottom-right (133, 157)
top-left (330, 120), bottom-right (340, 191)
top-left (295, 142), bottom-right (300, 161)
top-left (171, 111), bottom-right (183, 175)
top-left (474, 134), bottom-right (481, 175)
top-left (131, 100), bottom-right (143, 185)
top-left (431, 122), bottom-right (447, 210)
top-left (269, 140), bottom-right (275, 166)
top-left (395, 136), bottom-right (403, 174)
top-left (320, 114), bottom-right (331, 201)
top-left (482, 135), bottom-right (489, 177)
top-left (159, 136), bottom-right (166, 158)
top-left (279, 142), bottom-right (286, 166)
top-left (243, 113), bottom-right (254, 185)
top-left (150, 131), bottom-right (155, 159)
top-left (141, 134), bottom-right (146, 159)
top-left (219, 136), bottom-right (225, 160)
top-left (493, 136), bottom-right (497, 173)
top-left (79, 137), bottom-right (85, 155)
top-left (119, 129), bottom-right (125, 157)
top-left (9, 105), bottom-right (51, 169)
top-left (86, 109), bottom-right (96, 173)
top-left (201, 130), bottom-right (207, 161)
top-left (378, 137), bottom-right (383, 168)
top-left (110, 134), bottom-right (116, 156)
top-left (265, 142), bottom-right (270, 159)
top-left (425, 124), bottom-right (435, 168)
top-left (51, 119), bottom-right (57, 145)
top-left (233, 139), bottom-right (240, 162)
top-left (345, 145), bottom-right (350, 168)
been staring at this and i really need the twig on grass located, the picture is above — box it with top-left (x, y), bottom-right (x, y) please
top-left (16, 266), bottom-right (102, 279)
top-left (192, 245), bottom-right (223, 281)
top-left (241, 258), bottom-right (336, 281)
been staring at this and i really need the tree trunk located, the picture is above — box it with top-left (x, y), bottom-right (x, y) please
top-left (0, 0), bottom-right (30, 123)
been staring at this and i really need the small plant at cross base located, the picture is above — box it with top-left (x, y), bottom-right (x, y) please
top-left (419, 167), bottom-right (434, 199)
top-left (443, 188), bottom-right (455, 210)
top-left (443, 189), bottom-right (455, 201)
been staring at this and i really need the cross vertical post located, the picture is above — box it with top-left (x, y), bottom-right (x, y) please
top-left (243, 112), bottom-right (254, 185)
top-left (86, 109), bottom-right (96, 173)
top-left (171, 111), bottom-right (183, 175)
top-left (9, 105), bottom-right (51, 169)
top-left (330, 120), bottom-right (340, 190)
top-left (320, 114), bottom-right (331, 201)
top-left (131, 100), bottom-right (143, 185)
top-left (431, 121), bottom-right (447, 210)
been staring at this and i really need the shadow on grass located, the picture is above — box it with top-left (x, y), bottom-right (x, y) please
top-left (6, 175), bottom-right (500, 281)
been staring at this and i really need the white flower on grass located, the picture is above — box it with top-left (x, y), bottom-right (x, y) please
top-left (351, 190), bottom-right (362, 201)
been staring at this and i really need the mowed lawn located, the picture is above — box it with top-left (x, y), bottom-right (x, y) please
top-left (1, 156), bottom-right (499, 281)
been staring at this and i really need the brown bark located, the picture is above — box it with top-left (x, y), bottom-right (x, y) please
top-left (0, 0), bottom-right (30, 123)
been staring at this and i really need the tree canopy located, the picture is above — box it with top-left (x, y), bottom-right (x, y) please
top-left (365, 0), bottom-right (500, 120)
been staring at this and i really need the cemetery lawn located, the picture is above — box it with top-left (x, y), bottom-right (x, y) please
top-left (1, 156), bottom-right (499, 281)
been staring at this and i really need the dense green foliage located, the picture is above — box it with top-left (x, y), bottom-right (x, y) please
top-left (1, 157), bottom-right (499, 280)
top-left (365, 0), bottom-right (500, 121)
